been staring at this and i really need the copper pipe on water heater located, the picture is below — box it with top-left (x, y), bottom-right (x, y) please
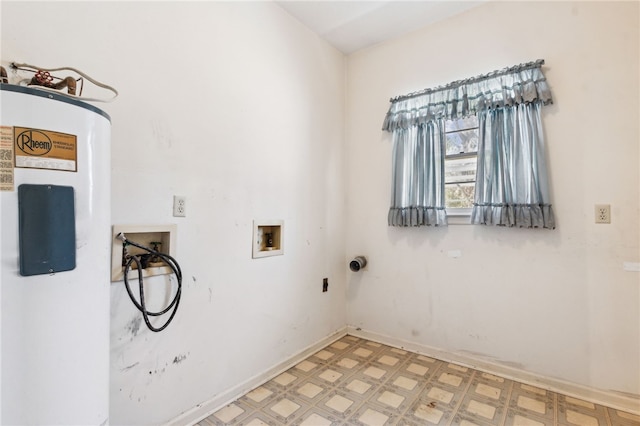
top-left (55, 76), bottom-right (77, 95)
top-left (30, 70), bottom-right (77, 95)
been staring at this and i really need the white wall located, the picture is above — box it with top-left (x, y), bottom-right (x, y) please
top-left (2, 2), bottom-right (347, 425)
top-left (3, 0), bottom-right (639, 424)
top-left (346, 0), bottom-right (639, 402)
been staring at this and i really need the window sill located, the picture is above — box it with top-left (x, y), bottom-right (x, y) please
top-left (446, 208), bottom-right (472, 225)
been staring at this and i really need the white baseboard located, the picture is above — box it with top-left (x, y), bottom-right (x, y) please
top-left (164, 327), bottom-right (348, 426)
top-left (347, 326), bottom-right (640, 416)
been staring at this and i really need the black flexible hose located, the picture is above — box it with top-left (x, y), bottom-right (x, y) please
top-left (119, 234), bottom-right (182, 332)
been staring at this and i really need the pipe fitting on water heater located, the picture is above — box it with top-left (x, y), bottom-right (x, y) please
top-left (349, 256), bottom-right (367, 272)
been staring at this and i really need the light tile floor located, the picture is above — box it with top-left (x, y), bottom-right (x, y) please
top-left (198, 335), bottom-right (640, 426)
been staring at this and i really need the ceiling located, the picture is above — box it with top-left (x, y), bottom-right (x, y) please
top-left (275, 1), bottom-right (485, 54)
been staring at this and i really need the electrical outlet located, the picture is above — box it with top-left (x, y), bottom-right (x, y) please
top-left (322, 278), bottom-right (328, 292)
top-left (173, 196), bottom-right (186, 217)
top-left (595, 204), bottom-right (610, 224)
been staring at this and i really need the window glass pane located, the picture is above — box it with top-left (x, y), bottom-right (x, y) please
top-left (445, 182), bottom-right (475, 208)
top-left (445, 115), bottom-right (478, 132)
top-left (445, 157), bottom-right (477, 183)
top-left (445, 129), bottom-right (478, 155)
top-left (445, 116), bottom-right (478, 212)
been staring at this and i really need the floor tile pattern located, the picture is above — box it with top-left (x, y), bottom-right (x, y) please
top-left (197, 336), bottom-right (640, 426)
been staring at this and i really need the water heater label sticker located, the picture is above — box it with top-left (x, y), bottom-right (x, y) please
top-left (13, 127), bottom-right (77, 172)
top-left (0, 126), bottom-right (14, 191)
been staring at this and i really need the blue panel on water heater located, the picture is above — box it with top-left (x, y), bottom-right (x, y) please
top-left (18, 184), bottom-right (76, 276)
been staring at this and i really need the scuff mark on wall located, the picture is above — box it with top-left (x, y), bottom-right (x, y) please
top-left (151, 118), bottom-right (174, 149)
top-left (457, 349), bottom-right (526, 370)
top-left (173, 353), bottom-right (188, 364)
top-left (148, 367), bottom-right (167, 376)
top-left (127, 316), bottom-right (142, 337)
top-left (120, 362), bottom-right (140, 372)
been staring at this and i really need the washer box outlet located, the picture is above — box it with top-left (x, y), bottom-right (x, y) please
top-left (111, 224), bottom-right (177, 281)
top-left (252, 220), bottom-right (284, 258)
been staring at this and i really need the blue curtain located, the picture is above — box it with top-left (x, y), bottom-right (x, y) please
top-left (470, 103), bottom-right (555, 228)
top-left (382, 60), bottom-right (554, 228)
top-left (388, 121), bottom-right (447, 226)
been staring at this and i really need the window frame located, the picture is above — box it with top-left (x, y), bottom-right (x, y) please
top-left (443, 116), bottom-right (479, 218)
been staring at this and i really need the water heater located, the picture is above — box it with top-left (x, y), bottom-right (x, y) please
top-left (0, 84), bottom-right (111, 425)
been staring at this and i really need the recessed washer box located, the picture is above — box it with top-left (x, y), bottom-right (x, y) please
top-left (253, 220), bottom-right (284, 258)
top-left (111, 224), bottom-right (177, 282)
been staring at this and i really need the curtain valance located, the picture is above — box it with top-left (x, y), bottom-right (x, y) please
top-left (382, 59), bottom-right (553, 131)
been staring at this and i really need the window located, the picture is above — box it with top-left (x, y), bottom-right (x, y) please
top-left (444, 116), bottom-right (478, 215)
top-left (384, 60), bottom-right (555, 228)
